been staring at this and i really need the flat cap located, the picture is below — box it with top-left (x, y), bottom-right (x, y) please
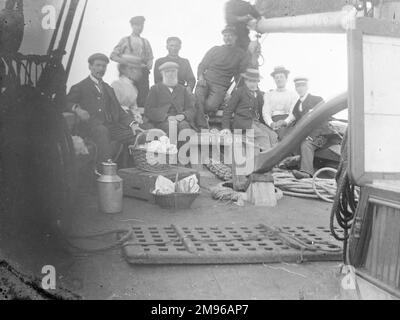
top-left (88, 53), bottom-right (110, 64)
top-left (159, 61), bottom-right (179, 72)
top-left (130, 16), bottom-right (145, 25)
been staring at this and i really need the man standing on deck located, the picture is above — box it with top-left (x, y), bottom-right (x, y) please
top-left (195, 26), bottom-right (249, 129)
top-left (110, 16), bottom-right (154, 110)
top-left (262, 66), bottom-right (299, 145)
top-left (154, 37), bottom-right (196, 94)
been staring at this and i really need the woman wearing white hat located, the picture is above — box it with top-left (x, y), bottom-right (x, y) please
top-left (111, 54), bottom-right (145, 127)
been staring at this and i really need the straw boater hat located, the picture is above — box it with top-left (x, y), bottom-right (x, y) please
top-left (294, 77), bottom-right (309, 85)
top-left (270, 66), bottom-right (290, 77)
top-left (119, 54), bottom-right (145, 68)
top-left (159, 61), bottom-right (179, 72)
top-left (241, 68), bottom-right (262, 82)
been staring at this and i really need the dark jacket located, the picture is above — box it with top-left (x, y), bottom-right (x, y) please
top-left (154, 56), bottom-right (196, 90)
top-left (292, 94), bottom-right (324, 121)
top-left (293, 93), bottom-right (338, 145)
top-left (145, 83), bottom-right (195, 123)
top-left (197, 45), bottom-right (249, 88)
top-left (222, 86), bottom-right (264, 130)
top-left (67, 76), bottom-right (134, 128)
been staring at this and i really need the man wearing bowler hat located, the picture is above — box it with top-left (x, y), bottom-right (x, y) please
top-left (111, 16), bottom-right (154, 110)
top-left (145, 61), bottom-right (195, 136)
top-left (221, 68), bottom-right (273, 151)
top-left (195, 26), bottom-right (249, 129)
top-left (262, 66), bottom-right (298, 144)
top-left (67, 53), bottom-right (140, 169)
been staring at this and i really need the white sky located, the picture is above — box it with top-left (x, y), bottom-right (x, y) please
top-left (68, 0), bottom-right (348, 104)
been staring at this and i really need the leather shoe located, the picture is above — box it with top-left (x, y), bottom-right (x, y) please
top-left (292, 170), bottom-right (312, 180)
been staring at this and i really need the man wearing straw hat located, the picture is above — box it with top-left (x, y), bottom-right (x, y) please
top-left (221, 68), bottom-right (273, 151)
top-left (262, 65), bottom-right (298, 143)
top-left (290, 77), bottom-right (339, 180)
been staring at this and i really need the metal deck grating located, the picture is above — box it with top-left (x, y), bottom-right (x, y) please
top-left (123, 225), bottom-right (344, 265)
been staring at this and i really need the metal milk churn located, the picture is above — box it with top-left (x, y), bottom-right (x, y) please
top-left (97, 160), bottom-right (123, 214)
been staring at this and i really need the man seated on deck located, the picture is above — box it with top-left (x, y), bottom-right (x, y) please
top-left (145, 62), bottom-right (195, 136)
top-left (261, 66), bottom-right (299, 145)
top-left (221, 68), bottom-right (272, 151)
top-left (290, 77), bottom-right (339, 179)
top-left (67, 53), bottom-right (140, 170)
top-left (195, 26), bottom-right (249, 129)
top-left (154, 37), bottom-right (196, 94)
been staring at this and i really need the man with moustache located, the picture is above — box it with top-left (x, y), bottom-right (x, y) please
top-left (67, 53), bottom-right (139, 169)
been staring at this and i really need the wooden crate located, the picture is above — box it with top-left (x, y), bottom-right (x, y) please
top-left (118, 167), bottom-right (200, 203)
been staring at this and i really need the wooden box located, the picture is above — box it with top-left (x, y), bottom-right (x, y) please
top-left (118, 167), bottom-right (200, 203)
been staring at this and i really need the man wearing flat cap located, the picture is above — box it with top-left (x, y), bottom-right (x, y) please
top-left (145, 61), bottom-right (195, 136)
top-left (67, 53), bottom-right (139, 169)
top-left (195, 26), bottom-right (249, 129)
top-left (111, 16), bottom-right (153, 110)
top-left (261, 66), bottom-right (298, 144)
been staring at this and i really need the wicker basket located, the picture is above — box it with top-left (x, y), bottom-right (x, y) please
top-left (154, 192), bottom-right (200, 210)
top-left (129, 129), bottom-right (177, 173)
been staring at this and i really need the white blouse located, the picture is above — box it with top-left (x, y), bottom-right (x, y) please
top-left (112, 76), bottom-right (143, 124)
top-left (262, 89), bottom-right (299, 127)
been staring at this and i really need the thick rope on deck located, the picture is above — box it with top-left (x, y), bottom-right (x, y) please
top-left (273, 168), bottom-right (337, 203)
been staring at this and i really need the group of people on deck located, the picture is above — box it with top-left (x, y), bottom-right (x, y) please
top-left (66, 3), bottom-right (337, 180)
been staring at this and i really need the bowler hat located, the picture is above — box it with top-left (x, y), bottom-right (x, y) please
top-left (241, 68), bottom-right (262, 81)
top-left (270, 66), bottom-right (290, 77)
top-left (88, 53), bottom-right (109, 65)
top-left (159, 61), bottom-right (179, 72)
top-left (130, 16), bottom-right (145, 25)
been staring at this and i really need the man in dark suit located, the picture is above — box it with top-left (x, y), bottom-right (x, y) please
top-left (145, 62), bottom-right (195, 136)
top-left (290, 77), bottom-right (337, 179)
top-left (67, 53), bottom-right (139, 168)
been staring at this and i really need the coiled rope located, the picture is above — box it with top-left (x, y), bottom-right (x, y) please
top-left (273, 168), bottom-right (337, 203)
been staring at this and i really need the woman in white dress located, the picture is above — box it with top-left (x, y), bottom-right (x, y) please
top-left (111, 55), bottom-right (144, 126)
